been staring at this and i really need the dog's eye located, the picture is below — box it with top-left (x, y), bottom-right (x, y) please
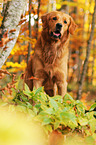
top-left (64, 20), bottom-right (67, 24)
top-left (53, 17), bottom-right (57, 20)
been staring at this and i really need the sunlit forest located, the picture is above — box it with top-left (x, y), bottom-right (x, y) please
top-left (0, 0), bottom-right (96, 145)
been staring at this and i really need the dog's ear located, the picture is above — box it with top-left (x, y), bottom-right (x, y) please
top-left (69, 17), bottom-right (77, 35)
top-left (41, 13), bottom-right (49, 28)
top-left (41, 14), bottom-right (47, 23)
top-left (41, 13), bottom-right (48, 27)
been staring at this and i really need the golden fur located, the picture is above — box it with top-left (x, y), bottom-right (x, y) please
top-left (25, 11), bottom-right (77, 96)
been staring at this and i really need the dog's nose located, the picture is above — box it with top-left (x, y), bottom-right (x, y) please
top-left (56, 23), bottom-right (62, 30)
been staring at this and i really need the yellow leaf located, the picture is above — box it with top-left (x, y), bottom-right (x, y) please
top-left (84, 23), bottom-right (89, 31)
top-left (56, 3), bottom-right (61, 9)
top-left (90, 1), bottom-right (95, 14)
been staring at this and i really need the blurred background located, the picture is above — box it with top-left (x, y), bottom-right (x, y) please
top-left (0, 0), bottom-right (96, 102)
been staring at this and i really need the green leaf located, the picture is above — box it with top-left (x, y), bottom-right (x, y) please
top-left (21, 96), bottom-right (29, 102)
top-left (45, 125), bottom-right (52, 132)
top-left (54, 121), bottom-right (60, 130)
top-left (35, 104), bottom-right (41, 109)
top-left (16, 105), bottom-right (27, 113)
top-left (11, 88), bottom-right (17, 98)
top-left (41, 105), bottom-right (48, 111)
top-left (52, 95), bottom-right (62, 102)
top-left (23, 91), bottom-right (33, 99)
top-left (85, 129), bottom-right (91, 136)
top-left (35, 87), bottom-right (43, 95)
top-left (26, 102), bottom-right (32, 109)
top-left (89, 103), bottom-right (96, 111)
top-left (60, 111), bottom-right (77, 127)
top-left (89, 119), bottom-right (96, 133)
top-left (27, 108), bottom-right (35, 117)
top-left (62, 107), bottom-right (70, 112)
top-left (42, 118), bottom-right (52, 125)
top-left (78, 117), bottom-right (88, 126)
top-left (68, 121), bottom-right (78, 128)
top-left (33, 106), bottom-right (39, 115)
top-left (49, 98), bottom-right (58, 111)
top-left (86, 112), bottom-right (94, 120)
top-left (60, 112), bottom-right (75, 120)
top-left (39, 111), bottom-right (48, 116)
top-left (45, 108), bottom-right (55, 115)
top-left (25, 83), bottom-right (31, 92)
top-left (77, 105), bottom-right (85, 114)
top-left (15, 75), bottom-right (24, 90)
top-left (64, 93), bottom-right (74, 101)
top-left (39, 92), bottom-right (47, 101)
top-left (76, 100), bottom-right (86, 109)
top-left (76, 101), bottom-right (86, 114)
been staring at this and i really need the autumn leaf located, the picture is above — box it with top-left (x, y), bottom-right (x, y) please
top-left (28, 76), bottom-right (39, 80)
top-left (9, 29), bottom-right (16, 33)
top-left (0, 69), bottom-right (11, 76)
top-left (3, 46), bottom-right (8, 51)
top-left (0, 30), bottom-right (9, 47)
top-left (0, 30), bottom-right (15, 47)
top-left (17, 19), bottom-right (27, 26)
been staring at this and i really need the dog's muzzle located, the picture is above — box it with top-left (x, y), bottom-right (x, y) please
top-left (51, 23), bottom-right (62, 39)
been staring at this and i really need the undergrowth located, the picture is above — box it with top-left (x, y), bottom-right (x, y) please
top-left (0, 74), bottom-right (96, 144)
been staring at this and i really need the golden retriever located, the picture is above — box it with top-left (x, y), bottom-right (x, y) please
top-left (25, 11), bottom-right (77, 97)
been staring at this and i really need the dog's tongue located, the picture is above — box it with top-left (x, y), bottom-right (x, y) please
top-left (53, 32), bottom-right (60, 37)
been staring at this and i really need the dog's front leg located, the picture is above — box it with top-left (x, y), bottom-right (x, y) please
top-left (58, 82), bottom-right (67, 97)
top-left (33, 79), bottom-right (43, 89)
top-left (53, 83), bottom-right (57, 96)
top-left (54, 70), bottom-right (67, 97)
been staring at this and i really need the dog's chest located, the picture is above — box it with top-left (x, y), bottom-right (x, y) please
top-left (42, 41), bottom-right (64, 64)
top-left (42, 43), bottom-right (68, 78)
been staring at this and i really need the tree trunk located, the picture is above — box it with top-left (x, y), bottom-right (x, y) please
top-left (36, 0), bottom-right (40, 39)
top-left (0, 0), bottom-right (27, 69)
top-left (27, 0), bottom-right (32, 63)
top-left (91, 41), bottom-right (96, 84)
top-left (76, 0), bottom-right (96, 100)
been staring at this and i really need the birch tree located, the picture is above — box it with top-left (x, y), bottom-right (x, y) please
top-left (0, 0), bottom-right (27, 69)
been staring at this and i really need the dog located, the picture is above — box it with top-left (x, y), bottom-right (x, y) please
top-left (25, 11), bottom-right (77, 97)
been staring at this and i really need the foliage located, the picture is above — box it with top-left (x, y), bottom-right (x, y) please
top-left (1, 78), bottom-right (95, 137)
top-left (0, 101), bottom-right (96, 145)
top-left (0, 0), bottom-right (96, 97)
top-left (0, 74), bottom-right (96, 144)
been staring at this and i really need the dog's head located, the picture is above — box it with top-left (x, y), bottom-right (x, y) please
top-left (41, 11), bottom-right (77, 40)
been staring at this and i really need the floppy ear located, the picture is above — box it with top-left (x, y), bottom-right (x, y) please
top-left (41, 14), bottom-right (47, 23)
top-left (69, 17), bottom-right (77, 35)
top-left (41, 13), bottom-right (49, 28)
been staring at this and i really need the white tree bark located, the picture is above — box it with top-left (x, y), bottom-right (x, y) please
top-left (0, 0), bottom-right (27, 69)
